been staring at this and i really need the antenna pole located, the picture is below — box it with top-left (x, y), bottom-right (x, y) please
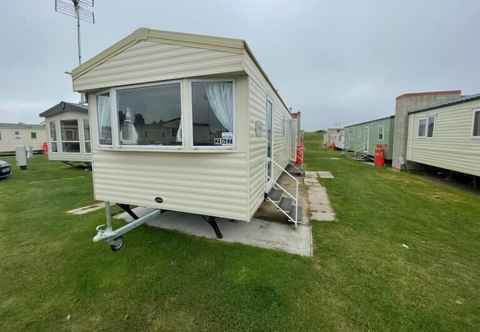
top-left (74, 0), bottom-right (81, 65)
top-left (73, 0), bottom-right (85, 103)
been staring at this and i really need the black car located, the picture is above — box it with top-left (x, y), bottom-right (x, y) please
top-left (0, 160), bottom-right (11, 179)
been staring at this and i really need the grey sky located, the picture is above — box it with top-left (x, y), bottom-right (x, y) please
top-left (2, 0), bottom-right (479, 130)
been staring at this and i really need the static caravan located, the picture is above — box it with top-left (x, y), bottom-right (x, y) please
top-left (70, 28), bottom-right (300, 250)
top-left (344, 115), bottom-right (395, 160)
top-left (39, 101), bottom-right (92, 163)
top-left (407, 93), bottom-right (480, 176)
top-left (0, 123), bottom-right (46, 155)
top-left (324, 128), bottom-right (344, 150)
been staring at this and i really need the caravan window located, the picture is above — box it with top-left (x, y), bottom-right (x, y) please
top-left (117, 82), bottom-right (182, 146)
top-left (191, 80), bottom-right (234, 146)
top-left (418, 119), bottom-right (427, 137)
top-left (427, 116), bottom-right (435, 137)
top-left (49, 122), bottom-right (58, 152)
top-left (97, 93), bottom-right (112, 145)
top-left (83, 120), bottom-right (91, 153)
top-left (473, 110), bottom-right (480, 137)
top-left (378, 126), bottom-right (384, 140)
top-left (60, 120), bottom-right (80, 153)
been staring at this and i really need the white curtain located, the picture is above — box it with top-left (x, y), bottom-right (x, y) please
top-left (205, 82), bottom-right (233, 132)
top-left (176, 119), bottom-right (182, 142)
top-left (120, 107), bottom-right (138, 144)
top-left (97, 95), bottom-right (111, 142)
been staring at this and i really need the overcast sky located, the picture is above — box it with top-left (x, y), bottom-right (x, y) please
top-left (2, 0), bottom-right (479, 130)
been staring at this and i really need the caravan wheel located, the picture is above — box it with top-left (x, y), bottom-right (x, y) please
top-left (110, 236), bottom-right (124, 252)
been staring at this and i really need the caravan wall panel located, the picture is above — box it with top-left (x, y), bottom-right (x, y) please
top-left (407, 99), bottom-right (480, 176)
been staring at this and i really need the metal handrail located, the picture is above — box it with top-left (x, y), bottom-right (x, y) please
top-left (267, 157), bottom-right (299, 226)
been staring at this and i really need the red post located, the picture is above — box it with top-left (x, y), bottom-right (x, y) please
top-left (42, 143), bottom-right (48, 155)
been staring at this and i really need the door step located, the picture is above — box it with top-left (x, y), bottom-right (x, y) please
top-left (268, 188), bottom-right (283, 202)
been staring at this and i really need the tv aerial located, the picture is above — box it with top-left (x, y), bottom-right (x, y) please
top-left (55, 0), bottom-right (95, 66)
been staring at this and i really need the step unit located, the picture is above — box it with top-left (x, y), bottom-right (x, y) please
top-left (265, 158), bottom-right (303, 227)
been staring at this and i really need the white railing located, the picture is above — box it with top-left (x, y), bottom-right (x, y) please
top-left (266, 157), bottom-right (299, 227)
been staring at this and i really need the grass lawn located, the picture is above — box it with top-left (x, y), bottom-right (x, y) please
top-left (1, 134), bottom-right (479, 331)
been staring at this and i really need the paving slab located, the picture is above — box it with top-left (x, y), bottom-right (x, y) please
top-left (115, 208), bottom-right (313, 257)
top-left (67, 202), bottom-right (104, 215)
top-left (317, 171), bottom-right (334, 179)
top-left (304, 171), bottom-right (336, 221)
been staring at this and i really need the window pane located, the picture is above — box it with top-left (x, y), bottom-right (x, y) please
top-left (418, 119), bottom-right (426, 136)
top-left (83, 119), bottom-right (90, 141)
top-left (97, 93), bottom-right (112, 145)
top-left (50, 142), bottom-right (58, 152)
top-left (473, 111), bottom-right (480, 136)
top-left (49, 122), bottom-right (56, 141)
top-left (60, 120), bottom-right (79, 141)
top-left (192, 81), bottom-right (234, 146)
top-left (427, 116), bottom-right (435, 137)
top-left (378, 127), bottom-right (383, 140)
top-left (85, 142), bottom-right (91, 153)
top-left (62, 142), bottom-right (80, 152)
top-left (31, 132), bottom-right (37, 139)
top-left (117, 83), bottom-right (181, 146)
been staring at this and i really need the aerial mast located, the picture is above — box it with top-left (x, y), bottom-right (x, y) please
top-left (55, 0), bottom-right (95, 102)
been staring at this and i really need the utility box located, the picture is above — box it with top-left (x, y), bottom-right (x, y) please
top-left (15, 146), bottom-right (27, 170)
top-left (26, 146), bottom-right (33, 159)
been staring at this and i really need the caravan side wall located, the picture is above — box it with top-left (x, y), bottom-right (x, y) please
top-left (406, 99), bottom-right (480, 176)
top-left (0, 126), bottom-right (46, 153)
top-left (45, 112), bottom-right (92, 162)
top-left (345, 117), bottom-right (394, 160)
top-left (244, 55), bottom-right (295, 219)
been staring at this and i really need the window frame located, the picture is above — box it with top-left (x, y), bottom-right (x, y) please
top-left (417, 118), bottom-right (427, 138)
top-left (60, 119), bottom-right (81, 153)
top-left (190, 78), bottom-right (236, 150)
top-left (95, 89), bottom-right (114, 148)
top-left (31, 132), bottom-right (37, 139)
top-left (83, 119), bottom-right (92, 153)
top-left (427, 115), bottom-right (435, 138)
top-left (113, 80), bottom-right (185, 150)
top-left (48, 121), bottom-right (58, 153)
top-left (378, 125), bottom-right (384, 141)
top-left (472, 109), bottom-right (480, 139)
top-left (94, 78), bottom-right (237, 152)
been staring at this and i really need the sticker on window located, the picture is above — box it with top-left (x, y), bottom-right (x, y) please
top-left (214, 132), bottom-right (233, 145)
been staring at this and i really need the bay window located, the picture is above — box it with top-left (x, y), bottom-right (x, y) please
top-left (95, 79), bottom-right (236, 151)
top-left (192, 80), bottom-right (234, 146)
top-left (60, 120), bottom-right (80, 153)
top-left (49, 122), bottom-right (58, 152)
top-left (83, 119), bottom-right (91, 153)
top-left (117, 82), bottom-right (182, 146)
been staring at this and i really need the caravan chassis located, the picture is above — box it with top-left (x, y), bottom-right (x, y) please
top-left (93, 202), bottom-right (224, 251)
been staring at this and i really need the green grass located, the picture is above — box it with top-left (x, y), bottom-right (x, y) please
top-left (1, 136), bottom-right (479, 331)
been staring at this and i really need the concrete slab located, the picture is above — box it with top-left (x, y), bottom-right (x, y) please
top-left (304, 171), bottom-right (336, 222)
top-left (67, 202), bottom-right (104, 215)
top-left (115, 208), bottom-right (313, 257)
top-left (317, 171), bottom-right (334, 179)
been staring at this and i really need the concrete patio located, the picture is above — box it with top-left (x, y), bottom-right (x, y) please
top-left (116, 207), bottom-right (313, 256)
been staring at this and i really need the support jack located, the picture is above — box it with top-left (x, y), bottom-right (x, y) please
top-left (93, 202), bottom-right (158, 251)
